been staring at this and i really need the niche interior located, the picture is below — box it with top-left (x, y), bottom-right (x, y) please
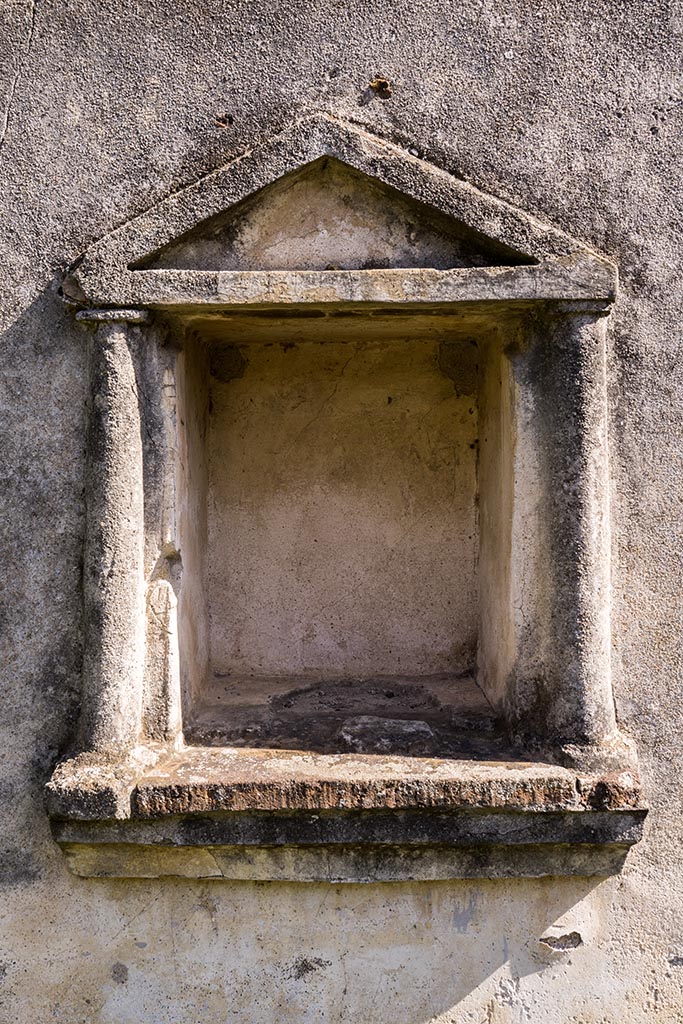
top-left (175, 306), bottom-right (509, 759)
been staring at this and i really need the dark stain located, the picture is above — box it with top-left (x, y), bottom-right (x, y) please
top-left (210, 344), bottom-right (247, 383)
top-left (582, 774), bottom-right (641, 811)
top-left (0, 848), bottom-right (41, 887)
top-left (233, 308), bottom-right (325, 320)
top-left (111, 962), bottom-right (128, 984)
top-left (287, 956), bottom-right (332, 980)
top-left (539, 931), bottom-right (582, 951)
top-left (360, 257), bottom-right (391, 270)
top-left (438, 340), bottom-right (479, 396)
top-left (185, 674), bottom-right (508, 760)
top-left (369, 76), bottom-right (393, 99)
top-left (453, 893), bottom-right (478, 933)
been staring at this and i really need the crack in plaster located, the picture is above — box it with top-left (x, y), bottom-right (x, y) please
top-left (0, 0), bottom-right (37, 157)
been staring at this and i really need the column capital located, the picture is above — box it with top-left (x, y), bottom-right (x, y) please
top-left (76, 307), bottom-right (152, 325)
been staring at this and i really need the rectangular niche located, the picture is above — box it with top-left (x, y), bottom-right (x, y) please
top-left (48, 117), bottom-right (645, 881)
top-left (175, 309), bottom-right (515, 759)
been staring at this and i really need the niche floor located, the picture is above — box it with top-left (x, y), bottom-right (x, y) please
top-left (187, 673), bottom-right (515, 760)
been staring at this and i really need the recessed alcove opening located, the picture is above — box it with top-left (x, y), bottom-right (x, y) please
top-left (174, 306), bottom-right (517, 760)
top-left (47, 117), bottom-right (646, 880)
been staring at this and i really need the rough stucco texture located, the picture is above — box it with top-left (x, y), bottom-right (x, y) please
top-left (1, 1), bottom-right (682, 1021)
top-left (206, 335), bottom-right (478, 683)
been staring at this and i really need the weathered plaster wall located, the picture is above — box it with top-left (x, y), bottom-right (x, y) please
top-left (175, 338), bottom-right (210, 708)
top-left (477, 326), bottom-right (516, 712)
top-left (205, 334), bottom-right (478, 683)
top-left (1, 1), bottom-right (682, 1021)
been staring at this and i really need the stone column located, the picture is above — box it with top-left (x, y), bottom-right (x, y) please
top-left (527, 300), bottom-right (618, 755)
top-left (76, 308), bottom-right (150, 751)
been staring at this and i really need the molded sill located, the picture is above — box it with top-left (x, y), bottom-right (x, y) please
top-left (47, 745), bottom-right (646, 881)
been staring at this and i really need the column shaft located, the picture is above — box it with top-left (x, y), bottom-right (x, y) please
top-left (80, 315), bottom-right (146, 750)
top-left (531, 303), bottom-right (617, 749)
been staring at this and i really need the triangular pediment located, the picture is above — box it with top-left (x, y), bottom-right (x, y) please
top-left (134, 156), bottom-right (534, 274)
top-left (66, 114), bottom-right (612, 308)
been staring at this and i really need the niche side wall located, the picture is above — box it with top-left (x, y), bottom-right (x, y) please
top-left (175, 338), bottom-right (211, 712)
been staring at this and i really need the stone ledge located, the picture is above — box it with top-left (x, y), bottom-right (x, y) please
top-left (47, 744), bottom-right (645, 818)
top-left (53, 806), bottom-right (645, 849)
top-left (46, 745), bottom-right (646, 880)
top-left (54, 836), bottom-right (643, 882)
top-left (68, 258), bottom-right (616, 311)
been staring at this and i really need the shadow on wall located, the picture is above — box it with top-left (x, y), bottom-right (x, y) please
top-left (0, 289), bottom-right (87, 887)
top-left (27, 874), bottom-right (607, 1024)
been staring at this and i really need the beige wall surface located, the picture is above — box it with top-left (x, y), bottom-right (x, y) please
top-left (1, 1), bottom-right (682, 1021)
top-left (206, 335), bottom-right (478, 683)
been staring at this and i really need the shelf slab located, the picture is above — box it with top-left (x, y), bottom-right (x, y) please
top-left (47, 744), bottom-right (646, 880)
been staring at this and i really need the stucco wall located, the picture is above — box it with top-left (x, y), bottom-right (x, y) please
top-left (205, 334), bottom-right (478, 684)
top-left (1, 1), bottom-right (682, 1021)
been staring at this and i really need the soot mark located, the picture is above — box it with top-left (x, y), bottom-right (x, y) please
top-left (286, 956), bottom-right (332, 980)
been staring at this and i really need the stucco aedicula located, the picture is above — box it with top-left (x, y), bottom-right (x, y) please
top-left (1, 1), bottom-right (683, 1021)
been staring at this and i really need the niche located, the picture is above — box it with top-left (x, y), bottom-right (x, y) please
top-left (174, 306), bottom-right (514, 759)
top-left (47, 116), bottom-right (645, 881)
